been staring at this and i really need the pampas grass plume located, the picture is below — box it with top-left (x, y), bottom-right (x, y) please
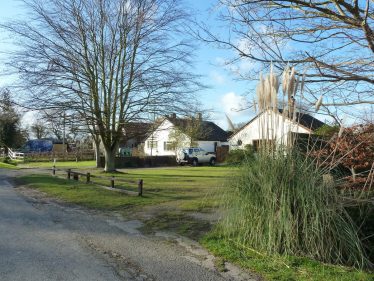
top-left (338, 125), bottom-right (345, 138)
top-left (253, 98), bottom-right (258, 113)
top-left (294, 76), bottom-right (299, 96)
top-left (282, 65), bottom-right (289, 95)
top-left (300, 69), bottom-right (306, 94)
top-left (315, 95), bottom-right (323, 112)
top-left (288, 67), bottom-right (295, 99)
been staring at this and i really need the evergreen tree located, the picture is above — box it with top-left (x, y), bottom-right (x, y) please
top-left (0, 89), bottom-right (26, 149)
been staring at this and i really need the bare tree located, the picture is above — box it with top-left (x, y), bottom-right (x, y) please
top-left (30, 120), bottom-right (49, 139)
top-left (198, 0), bottom-right (374, 114)
top-left (3, 0), bottom-right (200, 171)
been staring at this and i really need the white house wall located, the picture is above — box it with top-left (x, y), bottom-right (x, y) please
top-left (197, 141), bottom-right (228, 153)
top-left (143, 119), bottom-right (229, 156)
top-left (229, 111), bottom-right (311, 149)
top-left (143, 119), bottom-right (190, 156)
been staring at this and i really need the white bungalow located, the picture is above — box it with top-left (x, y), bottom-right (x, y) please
top-left (229, 109), bottom-right (325, 150)
top-left (143, 113), bottom-right (229, 156)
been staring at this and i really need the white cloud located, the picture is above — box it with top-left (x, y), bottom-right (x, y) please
top-left (220, 92), bottom-right (250, 117)
top-left (21, 111), bottom-right (37, 128)
top-left (214, 54), bottom-right (255, 76)
top-left (209, 71), bottom-right (226, 85)
top-left (214, 57), bottom-right (227, 66)
top-left (237, 38), bottom-right (251, 54)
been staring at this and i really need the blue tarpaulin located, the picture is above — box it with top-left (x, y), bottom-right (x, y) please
top-left (23, 139), bottom-right (54, 153)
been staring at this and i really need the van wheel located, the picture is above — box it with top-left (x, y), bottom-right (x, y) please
top-left (210, 158), bottom-right (216, 166)
top-left (192, 158), bottom-right (198, 167)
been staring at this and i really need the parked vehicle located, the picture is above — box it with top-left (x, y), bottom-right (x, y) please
top-left (176, 147), bottom-right (216, 166)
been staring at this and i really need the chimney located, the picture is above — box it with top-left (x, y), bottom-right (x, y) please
top-left (196, 112), bottom-right (202, 121)
top-left (170, 113), bottom-right (176, 120)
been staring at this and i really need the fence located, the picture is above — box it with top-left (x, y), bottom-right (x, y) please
top-left (216, 146), bottom-right (229, 162)
top-left (8, 148), bottom-right (25, 160)
top-left (52, 166), bottom-right (143, 196)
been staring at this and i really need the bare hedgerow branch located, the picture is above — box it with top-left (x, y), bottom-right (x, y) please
top-left (197, 0), bottom-right (374, 112)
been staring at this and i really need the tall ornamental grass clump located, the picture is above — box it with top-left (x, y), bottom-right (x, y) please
top-left (219, 149), bottom-right (368, 267)
top-left (216, 64), bottom-right (370, 268)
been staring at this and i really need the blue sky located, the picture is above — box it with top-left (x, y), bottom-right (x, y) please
top-left (0, 0), bottom-right (259, 129)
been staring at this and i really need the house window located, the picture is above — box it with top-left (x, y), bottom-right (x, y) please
top-left (164, 141), bottom-right (174, 151)
top-left (147, 140), bottom-right (157, 149)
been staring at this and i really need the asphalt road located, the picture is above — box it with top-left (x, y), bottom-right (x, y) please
top-left (0, 170), bottom-right (256, 281)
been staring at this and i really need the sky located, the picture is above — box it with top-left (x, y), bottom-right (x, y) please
top-left (0, 0), bottom-right (265, 129)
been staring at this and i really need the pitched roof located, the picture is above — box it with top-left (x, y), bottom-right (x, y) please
top-left (278, 109), bottom-right (325, 131)
top-left (124, 122), bottom-right (153, 138)
top-left (166, 117), bottom-right (228, 142)
top-left (229, 109), bottom-right (325, 139)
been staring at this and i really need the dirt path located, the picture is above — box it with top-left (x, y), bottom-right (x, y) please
top-left (0, 168), bottom-right (258, 281)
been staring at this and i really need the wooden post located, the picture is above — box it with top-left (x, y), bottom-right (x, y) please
top-left (138, 179), bottom-right (143, 196)
top-left (67, 169), bottom-right (71, 180)
top-left (52, 165), bottom-right (56, 176)
top-left (73, 172), bottom-right (79, 181)
top-left (111, 176), bottom-right (115, 188)
top-left (86, 173), bottom-right (90, 183)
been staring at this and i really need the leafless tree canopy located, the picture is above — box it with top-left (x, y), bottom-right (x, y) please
top-left (200, 0), bottom-right (374, 110)
top-left (3, 0), bottom-right (200, 171)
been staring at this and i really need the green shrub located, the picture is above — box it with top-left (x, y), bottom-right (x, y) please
top-left (225, 145), bottom-right (255, 165)
top-left (218, 149), bottom-right (369, 268)
top-left (315, 124), bottom-right (340, 138)
top-left (3, 157), bottom-right (17, 166)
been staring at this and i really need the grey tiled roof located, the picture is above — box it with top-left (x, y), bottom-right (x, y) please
top-left (167, 117), bottom-right (228, 141)
top-left (278, 109), bottom-right (325, 131)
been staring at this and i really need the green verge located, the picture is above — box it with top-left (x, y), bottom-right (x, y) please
top-left (0, 162), bottom-right (19, 169)
top-left (201, 233), bottom-right (374, 281)
top-left (140, 211), bottom-right (212, 240)
top-left (18, 160), bottom-right (96, 169)
top-left (89, 166), bottom-right (231, 211)
top-left (19, 166), bottom-right (231, 212)
top-left (20, 174), bottom-right (154, 210)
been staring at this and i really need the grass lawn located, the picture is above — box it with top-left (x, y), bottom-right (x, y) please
top-left (89, 166), bottom-right (231, 211)
top-left (20, 174), bottom-right (160, 210)
top-left (0, 162), bottom-right (19, 169)
top-left (201, 233), bottom-right (373, 281)
top-left (20, 166), bottom-right (231, 212)
top-left (18, 160), bottom-right (96, 169)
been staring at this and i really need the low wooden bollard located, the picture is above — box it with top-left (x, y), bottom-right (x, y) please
top-left (73, 173), bottom-right (79, 181)
top-left (86, 173), bottom-right (90, 183)
top-left (52, 165), bottom-right (56, 176)
top-left (111, 176), bottom-right (115, 188)
top-left (67, 169), bottom-right (71, 180)
top-left (138, 179), bottom-right (143, 196)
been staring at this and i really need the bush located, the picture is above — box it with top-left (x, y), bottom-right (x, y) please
top-left (218, 149), bottom-right (369, 268)
top-left (3, 157), bottom-right (17, 166)
top-left (225, 145), bottom-right (255, 165)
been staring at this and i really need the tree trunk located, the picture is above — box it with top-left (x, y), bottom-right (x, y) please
top-left (104, 147), bottom-right (116, 172)
top-left (94, 139), bottom-right (101, 168)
